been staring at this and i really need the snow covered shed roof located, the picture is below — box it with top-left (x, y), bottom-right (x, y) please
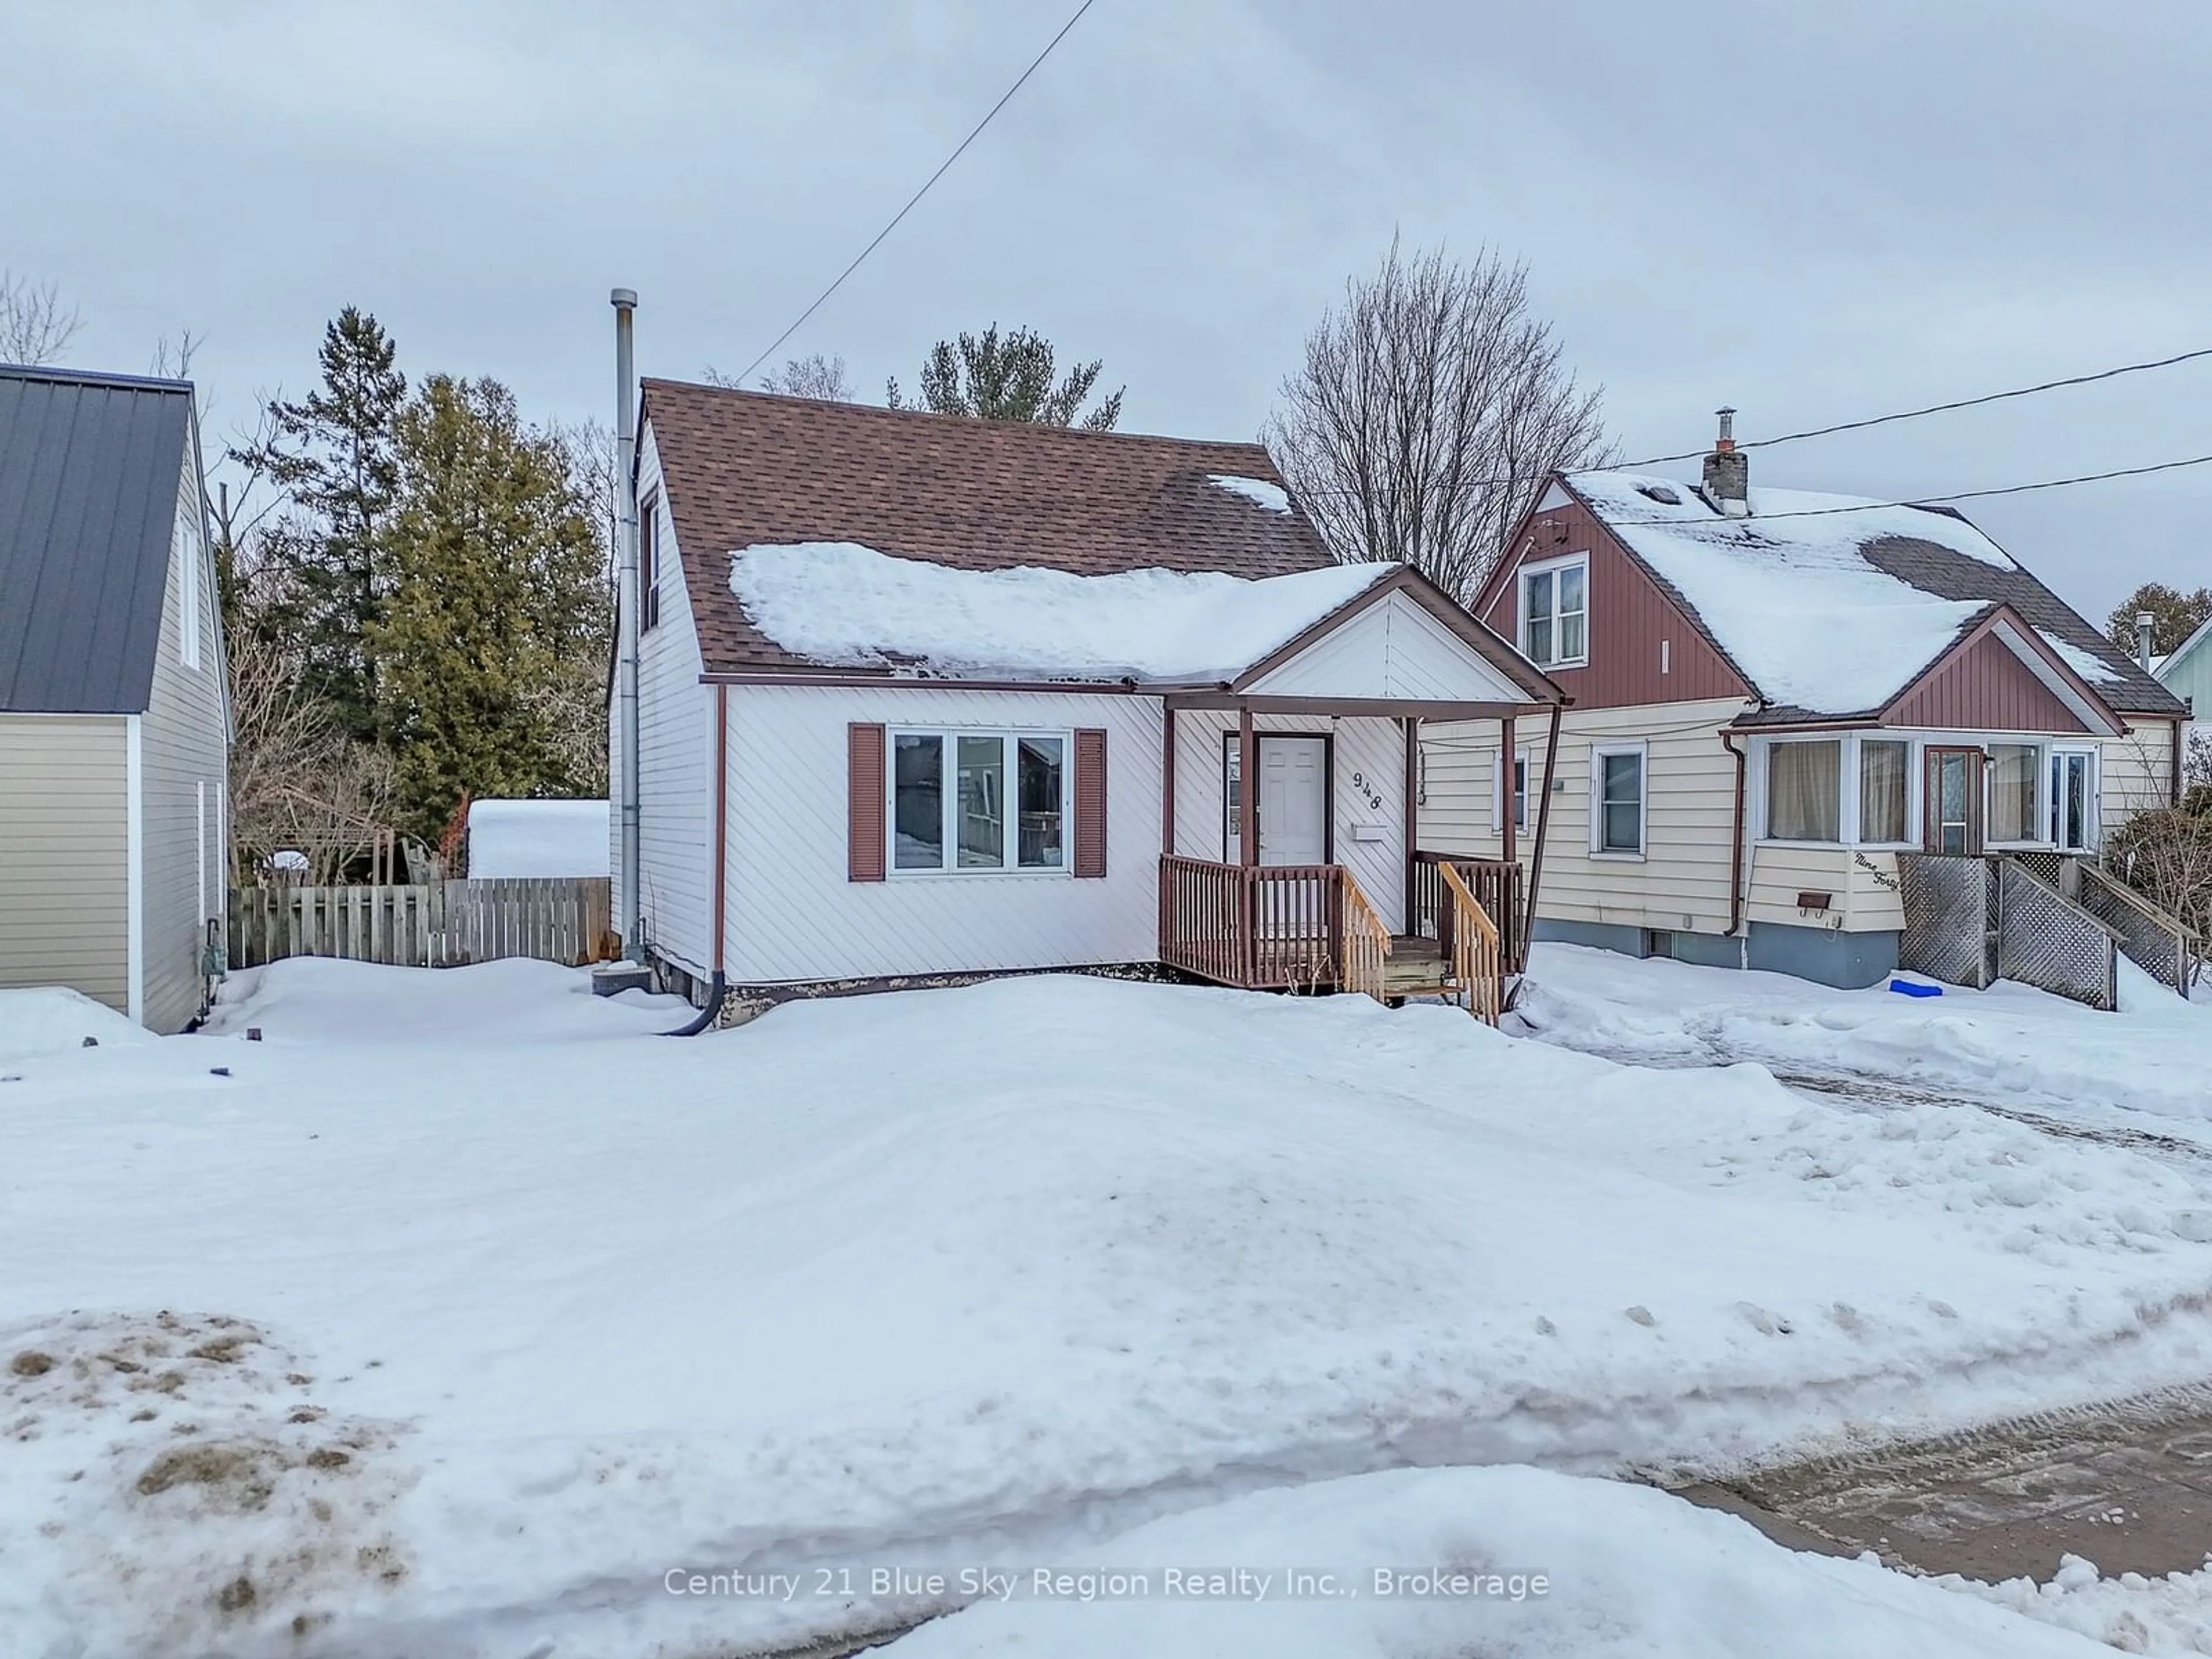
top-left (0, 364), bottom-right (196, 713)
top-left (1558, 470), bottom-right (2185, 724)
top-left (465, 799), bottom-right (610, 879)
top-left (640, 380), bottom-right (1337, 677)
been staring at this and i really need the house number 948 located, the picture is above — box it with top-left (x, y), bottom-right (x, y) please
top-left (1349, 770), bottom-right (1385, 810)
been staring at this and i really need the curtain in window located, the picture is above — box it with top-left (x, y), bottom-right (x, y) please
top-left (1988, 744), bottom-right (2038, 842)
top-left (1858, 740), bottom-right (1907, 843)
top-left (1767, 741), bottom-right (1841, 841)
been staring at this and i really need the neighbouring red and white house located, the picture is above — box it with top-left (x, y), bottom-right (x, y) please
top-left (611, 381), bottom-right (1565, 1008)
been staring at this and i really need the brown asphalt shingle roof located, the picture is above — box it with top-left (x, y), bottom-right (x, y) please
top-left (642, 379), bottom-right (1336, 676)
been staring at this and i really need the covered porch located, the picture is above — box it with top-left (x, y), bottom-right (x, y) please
top-left (1156, 692), bottom-right (1562, 1021)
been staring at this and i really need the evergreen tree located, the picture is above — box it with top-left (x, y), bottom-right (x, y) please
top-left (234, 306), bottom-right (406, 739)
top-left (887, 324), bottom-right (1123, 430)
top-left (2108, 581), bottom-right (2212, 658)
top-left (369, 375), bottom-right (608, 844)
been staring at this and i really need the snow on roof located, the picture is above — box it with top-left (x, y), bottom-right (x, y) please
top-left (2036, 628), bottom-right (2129, 687)
top-left (466, 799), bottom-right (610, 879)
top-left (728, 541), bottom-right (1393, 683)
top-left (1206, 473), bottom-right (1292, 514)
top-left (1568, 470), bottom-right (1998, 714)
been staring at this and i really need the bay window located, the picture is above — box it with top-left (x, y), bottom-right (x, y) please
top-left (893, 730), bottom-right (1067, 873)
top-left (1858, 739), bottom-right (1909, 843)
top-left (1766, 740), bottom-right (1842, 842)
top-left (1521, 555), bottom-right (1589, 669)
top-left (1987, 744), bottom-right (2040, 844)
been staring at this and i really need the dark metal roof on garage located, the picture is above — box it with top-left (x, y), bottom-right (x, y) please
top-left (0, 363), bottom-right (196, 713)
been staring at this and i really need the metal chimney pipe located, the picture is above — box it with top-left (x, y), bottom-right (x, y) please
top-left (612, 288), bottom-right (643, 963)
top-left (2138, 611), bottom-right (2156, 673)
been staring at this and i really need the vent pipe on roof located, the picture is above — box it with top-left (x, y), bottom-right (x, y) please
top-left (612, 288), bottom-right (644, 964)
top-left (1703, 406), bottom-right (1750, 517)
top-left (2138, 611), bottom-right (2156, 673)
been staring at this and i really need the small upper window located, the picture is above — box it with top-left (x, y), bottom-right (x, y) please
top-left (1520, 555), bottom-right (1588, 669)
top-left (177, 498), bottom-right (204, 672)
top-left (639, 491), bottom-right (661, 632)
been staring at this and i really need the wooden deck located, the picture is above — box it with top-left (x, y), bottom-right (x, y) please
top-left (1157, 852), bottom-right (1520, 1020)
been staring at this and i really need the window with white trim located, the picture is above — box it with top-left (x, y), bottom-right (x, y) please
top-left (1766, 740), bottom-right (1841, 842)
top-left (1858, 738), bottom-right (1910, 844)
top-left (1987, 743), bottom-right (2040, 844)
top-left (1520, 554), bottom-right (1589, 669)
top-left (179, 499), bottom-right (204, 671)
top-left (2050, 748), bottom-right (2098, 852)
top-left (1493, 744), bottom-right (1532, 834)
top-left (891, 730), bottom-right (1069, 873)
top-left (1589, 742), bottom-right (1645, 856)
top-left (639, 490), bottom-right (661, 632)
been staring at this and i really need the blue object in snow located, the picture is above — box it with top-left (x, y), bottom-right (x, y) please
top-left (1888, 978), bottom-right (1943, 998)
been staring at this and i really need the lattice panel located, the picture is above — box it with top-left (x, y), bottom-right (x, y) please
top-left (1897, 854), bottom-right (1995, 989)
top-left (2078, 869), bottom-right (2197, 998)
top-left (1996, 862), bottom-right (2117, 1010)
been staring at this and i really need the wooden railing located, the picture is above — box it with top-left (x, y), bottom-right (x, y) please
top-left (1439, 861), bottom-right (1503, 1024)
top-left (1409, 851), bottom-right (1524, 974)
top-left (1338, 868), bottom-right (1392, 1002)
top-left (1160, 857), bottom-right (1339, 988)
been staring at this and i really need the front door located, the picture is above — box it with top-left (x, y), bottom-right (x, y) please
top-left (1225, 735), bottom-right (1330, 865)
top-left (1923, 746), bottom-right (1984, 856)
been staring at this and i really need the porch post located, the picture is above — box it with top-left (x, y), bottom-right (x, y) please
top-left (1237, 704), bottom-right (1259, 867)
top-left (1522, 702), bottom-right (1565, 975)
top-left (1499, 714), bottom-right (1517, 867)
top-left (1161, 706), bottom-right (1176, 857)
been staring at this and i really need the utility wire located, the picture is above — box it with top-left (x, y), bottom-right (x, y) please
top-left (1602, 451), bottom-right (2212, 527)
top-left (732, 0), bottom-right (1101, 387)
top-left (1615, 345), bottom-right (2212, 469)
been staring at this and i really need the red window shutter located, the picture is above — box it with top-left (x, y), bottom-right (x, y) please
top-left (1073, 728), bottom-right (1108, 878)
top-left (848, 724), bottom-right (886, 882)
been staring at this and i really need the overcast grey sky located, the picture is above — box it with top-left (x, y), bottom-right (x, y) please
top-left (6, 0), bottom-right (2207, 625)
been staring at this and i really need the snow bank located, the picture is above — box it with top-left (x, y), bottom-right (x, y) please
top-left (1518, 941), bottom-right (2212, 1141)
top-left (464, 797), bottom-right (609, 878)
top-left (0, 985), bottom-right (151, 1065)
top-left (728, 540), bottom-right (1388, 681)
top-left (9, 971), bottom-right (2212, 1654)
top-left (1938, 1550), bottom-right (2212, 1654)
top-left (882, 1465), bottom-right (2111, 1658)
top-left (1569, 471), bottom-right (2001, 714)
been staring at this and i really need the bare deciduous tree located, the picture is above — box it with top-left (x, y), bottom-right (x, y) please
top-left (1264, 238), bottom-right (1609, 601)
top-left (226, 619), bottom-right (399, 885)
top-left (1, 270), bottom-right (84, 365)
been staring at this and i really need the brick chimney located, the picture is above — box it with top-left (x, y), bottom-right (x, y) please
top-left (1702, 407), bottom-right (1749, 517)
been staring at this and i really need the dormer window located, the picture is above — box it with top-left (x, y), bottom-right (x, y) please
top-left (1520, 553), bottom-right (1588, 669)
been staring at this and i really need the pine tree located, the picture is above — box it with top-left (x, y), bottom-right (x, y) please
top-left (369, 376), bottom-right (608, 844)
top-left (887, 324), bottom-right (1123, 430)
top-left (234, 306), bottom-right (406, 740)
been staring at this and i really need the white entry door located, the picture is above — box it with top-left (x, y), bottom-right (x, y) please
top-left (1227, 736), bottom-right (1330, 865)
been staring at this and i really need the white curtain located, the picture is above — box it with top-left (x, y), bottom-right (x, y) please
top-left (1768, 741), bottom-right (1842, 841)
top-left (1858, 740), bottom-right (1907, 843)
top-left (1988, 744), bottom-right (2037, 842)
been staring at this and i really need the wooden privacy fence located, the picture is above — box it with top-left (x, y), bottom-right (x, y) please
top-left (229, 878), bottom-right (614, 970)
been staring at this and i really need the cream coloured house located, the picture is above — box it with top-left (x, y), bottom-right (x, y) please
top-left (1422, 419), bottom-right (2187, 990)
top-left (0, 365), bottom-right (230, 1032)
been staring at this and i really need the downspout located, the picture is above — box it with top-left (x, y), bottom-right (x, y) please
top-left (665, 682), bottom-right (729, 1035)
top-left (1721, 729), bottom-right (1748, 938)
top-left (612, 288), bottom-right (645, 964)
top-left (1520, 701), bottom-right (1565, 972)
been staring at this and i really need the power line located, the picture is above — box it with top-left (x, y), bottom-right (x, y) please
top-left (1614, 345), bottom-right (2212, 469)
top-left (1603, 450), bottom-right (2212, 527)
top-left (732, 0), bottom-right (1102, 387)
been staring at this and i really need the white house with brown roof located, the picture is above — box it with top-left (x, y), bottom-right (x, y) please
top-left (1422, 416), bottom-right (2190, 992)
top-left (613, 381), bottom-right (1565, 1014)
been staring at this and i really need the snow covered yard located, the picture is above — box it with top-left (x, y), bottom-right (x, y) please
top-left (7, 960), bottom-right (2212, 1655)
top-left (1517, 941), bottom-right (2212, 1146)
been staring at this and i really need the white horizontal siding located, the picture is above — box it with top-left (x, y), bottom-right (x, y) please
top-left (628, 425), bottom-right (712, 977)
top-left (1245, 589), bottom-right (1527, 702)
top-left (1421, 699), bottom-right (1749, 935)
top-left (1169, 711), bottom-right (1407, 931)
top-left (2103, 721), bottom-right (2175, 828)
top-left (724, 687), bottom-right (1162, 983)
